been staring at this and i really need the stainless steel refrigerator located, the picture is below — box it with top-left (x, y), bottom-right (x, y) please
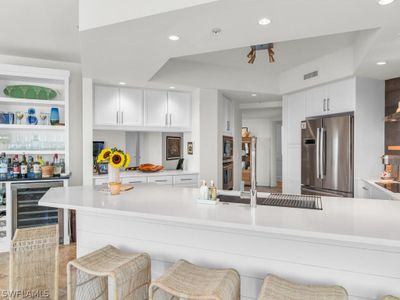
top-left (301, 114), bottom-right (354, 197)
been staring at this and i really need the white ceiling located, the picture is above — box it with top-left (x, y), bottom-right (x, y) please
top-left (222, 90), bottom-right (281, 103)
top-left (0, 0), bottom-right (80, 63)
top-left (179, 31), bottom-right (357, 74)
top-left (0, 0), bottom-right (400, 93)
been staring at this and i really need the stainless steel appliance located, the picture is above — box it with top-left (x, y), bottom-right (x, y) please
top-left (223, 161), bottom-right (233, 190)
top-left (223, 136), bottom-right (233, 162)
top-left (301, 114), bottom-right (354, 197)
top-left (12, 181), bottom-right (64, 242)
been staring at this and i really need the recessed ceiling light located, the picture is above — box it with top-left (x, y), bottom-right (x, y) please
top-left (378, 0), bottom-right (395, 5)
top-left (169, 86), bottom-right (176, 89)
top-left (119, 82), bottom-right (126, 85)
top-left (258, 18), bottom-right (271, 26)
top-left (376, 61), bottom-right (387, 65)
top-left (169, 35), bottom-right (180, 41)
top-left (251, 93), bottom-right (257, 97)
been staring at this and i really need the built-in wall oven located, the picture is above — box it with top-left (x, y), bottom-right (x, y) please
top-left (223, 136), bottom-right (234, 162)
top-left (12, 181), bottom-right (64, 243)
top-left (223, 161), bottom-right (234, 190)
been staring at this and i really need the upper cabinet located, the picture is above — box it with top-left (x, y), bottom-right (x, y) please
top-left (119, 88), bottom-right (144, 126)
top-left (305, 77), bottom-right (355, 117)
top-left (94, 86), bottom-right (119, 126)
top-left (168, 91), bottom-right (191, 128)
top-left (94, 85), bottom-right (192, 131)
top-left (222, 97), bottom-right (234, 134)
top-left (144, 90), bottom-right (168, 127)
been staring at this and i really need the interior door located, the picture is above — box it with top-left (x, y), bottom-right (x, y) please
top-left (322, 115), bottom-right (353, 193)
top-left (94, 86), bottom-right (119, 125)
top-left (144, 90), bottom-right (168, 127)
top-left (120, 87), bottom-right (143, 126)
top-left (301, 118), bottom-right (323, 189)
top-left (167, 92), bottom-right (191, 128)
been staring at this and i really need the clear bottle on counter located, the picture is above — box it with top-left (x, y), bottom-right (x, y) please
top-left (200, 180), bottom-right (209, 200)
top-left (209, 180), bottom-right (218, 201)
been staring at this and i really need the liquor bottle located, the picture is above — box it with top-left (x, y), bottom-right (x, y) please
top-left (7, 158), bottom-right (13, 180)
top-left (38, 155), bottom-right (44, 166)
top-left (0, 153), bottom-right (7, 180)
top-left (12, 155), bottom-right (20, 179)
top-left (53, 154), bottom-right (61, 177)
top-left (33, 157), bottom-right (41, 179)
top-left (20, 154), bottom-right (28, 179)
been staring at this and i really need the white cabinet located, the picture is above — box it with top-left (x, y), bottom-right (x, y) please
top-left (305, 78), bottom-right (355, 117)
top-left (94, 86), bottom-right (119, 125)
top-left (94, 86), bottom-right (192, 130)
top-left (144, 90), bottom-right (168, 127)
top-left (222, 97), bottom-right (234, 134)
top-left (147, 176), bottom-right (173, 185)
top-left (173, 174), bottom-right (199, 187)
top-left (119, 88), bottom-right (144, 126)
top-left (94, 86), bottom-right (144, 126)
top-left (168, 92), bottom-right (191, 128)
top-left (286, 91), bottom-right (306, 145)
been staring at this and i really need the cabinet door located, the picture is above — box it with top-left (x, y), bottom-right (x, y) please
top-left (120, 88), bottom-right (143, 126)
top-left (168, 92), bottom-right (191, 128)
top-left (94, 86), bottom-right (119, 125)
top-left (305, 86), bottom-right (326, 117)
top-left (325, 78), bottom-right (355, 115)
top-left (287, 91), bottom-right (306, 145)
top-left (144, 90), bottom-right (168, 127)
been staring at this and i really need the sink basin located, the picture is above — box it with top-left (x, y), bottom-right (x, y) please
top-left (219, 193), bottom-right (322, 210)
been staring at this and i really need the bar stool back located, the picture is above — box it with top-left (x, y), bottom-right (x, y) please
top-left (381, 296), bottom-right (400, 300)
top-left (258, 275), bottom-right (348, 300)
top-left (67, 245), bottom-right (151, 300)
top-left (150, 259), bottom-right (240, 300)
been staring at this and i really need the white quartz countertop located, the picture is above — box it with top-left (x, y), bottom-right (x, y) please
top-left (363, 179), bottom-right (400, 201)
top-left (93, 170), bottom-right (199, 179)
top-left (40, 185), bottom-right (400, 248)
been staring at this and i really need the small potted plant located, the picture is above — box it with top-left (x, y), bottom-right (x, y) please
top-left (96, 147), bottom-right (130, 185)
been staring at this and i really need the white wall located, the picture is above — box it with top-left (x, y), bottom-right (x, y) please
top-left (139, 132), bottom-right (162, 165)
top-left (93, 130), bottom-right (126, 152)
top-left (0, 54), bottom-right (83, 186)
top-left (242, 118), bottom-right (276, 187)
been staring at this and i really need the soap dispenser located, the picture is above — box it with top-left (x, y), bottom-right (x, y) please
top-left (209, 180), bottom-right (218, 201)
top-left (200, 180), bottom-right (209, 200)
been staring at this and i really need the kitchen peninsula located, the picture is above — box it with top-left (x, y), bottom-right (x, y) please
top-left (40, 185), bottom-right (400, 300)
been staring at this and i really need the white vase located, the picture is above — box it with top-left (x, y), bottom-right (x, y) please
top-left (108, 165), bottom-right (120, 184)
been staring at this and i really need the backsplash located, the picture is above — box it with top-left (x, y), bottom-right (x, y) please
top-left (385, 77), bottom-right (400, 155)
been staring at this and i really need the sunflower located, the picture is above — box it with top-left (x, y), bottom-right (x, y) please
top-left (109, 151), bottom-right (125, 168)
top-left (97, 148), bottom-right (112, 163)
top-left (123, 154), bottom-right (131, 168)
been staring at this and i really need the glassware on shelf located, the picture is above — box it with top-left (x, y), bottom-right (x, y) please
top-left (39, 112), bottom-right (49, 125)
top-left (50, 108), bottom-right (60, 125)
top-left (26, 108), bottom-right (38, 125)
top-left (15, 111), bottom-right (24, 124)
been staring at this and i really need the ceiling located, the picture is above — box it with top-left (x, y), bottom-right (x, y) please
top-left (0, 0), bottom-right (400, 95)
top-left (222, 90), bottom-right (281, 103)
top-left (179, 31), bottom-right (357, 74)
top-left (0, 0), bottom-right (80, 63)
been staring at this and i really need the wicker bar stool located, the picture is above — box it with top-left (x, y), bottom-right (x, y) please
top-left (381, 296), bottom-right (400, 300)
top-left (67, 245), bottom-right (151, 300)
top-left (149, 259), bottom-right (240, 300)
top-left (10, 224), bottom-right (60, 300)
top-left (258, 275), bottom-right (348, 300)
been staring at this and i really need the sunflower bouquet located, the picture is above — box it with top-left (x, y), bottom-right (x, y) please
top-left (97, 147), bottom-right (131, 169)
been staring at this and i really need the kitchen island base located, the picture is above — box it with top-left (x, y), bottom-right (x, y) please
top-left (75, 210), bottom-right (400, 300)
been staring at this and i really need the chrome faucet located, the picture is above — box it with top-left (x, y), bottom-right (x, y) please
top-left (240, 137), bottom-right (257, 208)
top-left (250, 137), bottom-right (257, 208)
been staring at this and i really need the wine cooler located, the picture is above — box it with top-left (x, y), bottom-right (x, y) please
top-left (12, 181), bottom-right (64, 243)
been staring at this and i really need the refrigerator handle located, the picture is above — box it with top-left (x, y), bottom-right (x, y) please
top-left (316, 128), bottom-right (320, 179)
top-left (320, 127), bottom-right (325, 179)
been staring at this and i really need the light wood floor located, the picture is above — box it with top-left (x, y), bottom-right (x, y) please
top-left (244, 181), bottom-right (283, 193)
top-left (0, 244), bottom-right (76, 299)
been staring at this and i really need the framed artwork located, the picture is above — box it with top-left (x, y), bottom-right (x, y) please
top-left (187, 142), bottom-right (193, 155)
top-left (166, 136), bottom-right (181, 160)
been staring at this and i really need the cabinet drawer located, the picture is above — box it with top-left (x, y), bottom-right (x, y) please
top-left (148, 176), bottom-right (173, 185)
top-left (94, 178), bottom-right (109, 186)
top-left (173, 175), bottom-right (199, 186)
top-left (121, 177), bottom-right (147, 184)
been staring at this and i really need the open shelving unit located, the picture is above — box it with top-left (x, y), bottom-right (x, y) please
top-left (0, 63), bottom-right (70, 251)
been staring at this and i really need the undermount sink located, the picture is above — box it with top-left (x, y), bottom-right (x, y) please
top-left (219, 193), bottom-right (322, 210)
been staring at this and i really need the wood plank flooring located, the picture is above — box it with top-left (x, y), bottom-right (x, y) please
top-left (0, 244), bottom-right (76, 299)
